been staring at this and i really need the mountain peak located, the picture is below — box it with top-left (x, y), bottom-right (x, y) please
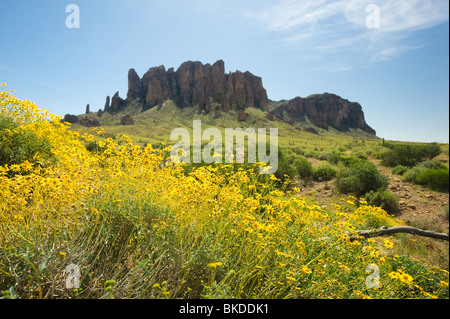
top-left (94, 60), bottom-right (375, 135)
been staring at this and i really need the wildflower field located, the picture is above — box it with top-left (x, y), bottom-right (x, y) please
top-left (0, 86), bottom-right (448, 299)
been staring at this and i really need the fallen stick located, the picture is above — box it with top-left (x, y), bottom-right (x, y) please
top-left (349, 226), bottom-right (449, 242)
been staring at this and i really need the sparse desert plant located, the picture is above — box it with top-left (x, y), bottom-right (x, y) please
top-left (294, 156), bottom-right (313, 181)
top-left (415, 169), bottom-right (449, 192)
top-left (354, 150), bottom-right (368, 160)
top-left (336, 162), bottom-right (388, 197)
top-left (391, 165), bottom-right (409, 176)
top-left (312, 163), bottom-right (337, 182)
top-left (327, 151), bottom-right (342, 165)
top-left (364, 190), bottom-right (400, 215)
top-left (403, 166), bottom-right (427, 183)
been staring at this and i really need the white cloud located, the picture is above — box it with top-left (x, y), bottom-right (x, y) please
top-left (345, 0), bottom-right (449, 32)
top-left (244, 0), bottom-right (449, 70)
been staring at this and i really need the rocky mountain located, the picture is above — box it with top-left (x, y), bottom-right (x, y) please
top-left (270, 94), bottom-right (376, 135)
top-left (87, 60), bottom-right (375, 135)
top-left (122, 60), bottom-right (269, 113)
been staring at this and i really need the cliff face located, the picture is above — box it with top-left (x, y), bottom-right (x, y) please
top-left (270, 93), bottom-right (376, 135)
top-left (123, 60), bottom-right (269, 113)
top-left (101, 60), bottom-right (375, 135)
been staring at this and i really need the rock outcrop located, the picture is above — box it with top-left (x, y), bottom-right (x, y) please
top-left (110, 92), bottom-right (125, 113)
top-left (237, 110), bottom-right (251, 122)
top-left (118, 60), bottom-right (269, 113)
top-left (104, 96), bottom-right (110, 112)
top-left (94, 60), bottom-right (375, 135)
top-left (120, 114), bottom-right (135, 126)
top-left (270, 93), bottom-right (376, 135)
top-left (79, 116), bottom-right (101, 127)
top-left (62, 114), bottom-right (79, 124)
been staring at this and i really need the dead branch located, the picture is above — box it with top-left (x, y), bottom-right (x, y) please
top-left (349, 226), bottom-right (449, 242)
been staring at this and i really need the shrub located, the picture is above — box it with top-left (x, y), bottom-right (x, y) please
top-left (381, 143), bottom-right (442, 167)
top-left (354, 151), bottom-right (368, 160)
top-left (292, 146), bottom-right (305, 156)
top-left (336, 162), bottom-right (388, 197)
top-left (327, 151), bottom-right (342, 165)
top-left (294, 156), bottom-right (313, 181)
top-left (274, 147), bottom-right (297, 182)
top-left (339, 155), bottom-right (362, 167)
top-left (317, 153), bottom-right (330, 161)
top-left (419, 160), bottom-right (447, 170)
top-left (415, 169), bottom-right (449, 192)
top-left (312, 163), bottom-right (337, 182)
top-left (402, 166), bottom-right (427, 183)
top-left (364, 190), bottom-right (400, 215)
top-left (391, 165), bottom-right (409, 176)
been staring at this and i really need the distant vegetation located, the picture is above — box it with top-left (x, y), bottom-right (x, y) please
top-left (381, 143), bottom-right (442, 167)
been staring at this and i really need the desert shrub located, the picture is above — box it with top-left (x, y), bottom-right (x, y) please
top-left (274, 147), bottom-right (297, 182)
top-left (317, 153), bottom-right (330, 161)
top-left (336, 162), bottom-right (388, 197)
top-left (402, 166), bottom-right (427, 183)
top-left (364, 190), bottom-right (400, 215)
top-left (391, 165), bottom-right (409, 176)
top-left (354, 151), bottom-right (368, 160)
top-left (415, 169), bottom-right (449, 192)
top-left (339, 155), bottom-right (362, 167)
top-left (419, 160), bottom-right (447, 170)
top-left (312, 163), bottom-right (337, 182)
top-left (292, 146), bottom-right (305, 156)
top-left (372, 151), bottom-right (385, 160)
top-left (294, 156), bottom-right (313, 181)
top-left (303, 150), bottom-right (318, 158)
top-left (381, 143), bottom-right (441, 167)
top-left (327, 151), bottom-right (342, 165)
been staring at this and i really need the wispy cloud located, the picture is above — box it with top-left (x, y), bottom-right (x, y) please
top-left (243, 0), bottom-right (449, 71)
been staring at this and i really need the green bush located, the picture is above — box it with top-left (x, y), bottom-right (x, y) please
top-left (415, 169), bottom-right (449, 192)
top-left (274, 147), bottom-right (297, 182)
top-left (0, 116), bottom-right (54, 168)
top-left (402, 166), bottom-right (427, 183)
top-left (327, 151), bottom-right (342, 165)
top-left (336, 162), bottom-right (388, 197)
top-left (419, 159), bottom-right (447, 170)
top-left (354, 151), bottom-right (368, 160)
top-left (312, 163), bottom-right (337, 182)
top-left (364, 190), bottom-right (400, 215)
top-left (294, 156), bottom-right (313, 181)
top-left (381, 143), bottom-right (441, 167)
top-left (391, 165), bottom-right (409, 176)
top-left (339, 155), bottom-right (362, 167)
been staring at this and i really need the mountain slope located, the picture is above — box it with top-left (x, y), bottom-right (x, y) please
top-left (87, 60), bottom-right (376, 135)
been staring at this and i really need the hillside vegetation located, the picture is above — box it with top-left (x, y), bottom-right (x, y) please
top-left (0, 87), bottom-right (448, 299)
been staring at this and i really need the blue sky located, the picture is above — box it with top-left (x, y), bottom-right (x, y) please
top-left (0, 0), bottom-right (448, 143)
